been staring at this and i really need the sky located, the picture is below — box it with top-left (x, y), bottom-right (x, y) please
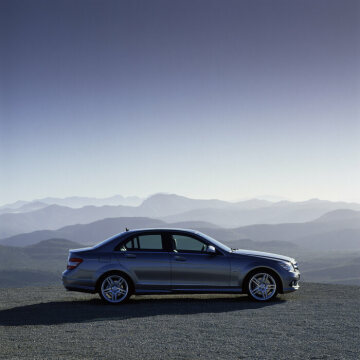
top-left (1, 0), bottom-right (359, 204)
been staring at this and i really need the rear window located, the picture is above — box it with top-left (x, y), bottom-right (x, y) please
top-left (122, 234), bottom-right (163, 251)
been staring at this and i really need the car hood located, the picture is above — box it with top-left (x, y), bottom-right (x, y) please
top-left (231, 249), bottom-right (294, 263)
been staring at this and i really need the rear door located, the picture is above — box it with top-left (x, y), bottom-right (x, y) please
top-left (115, 232), bottom-right (171, 290)
top-left (169, 232), bottom-right (231, 289)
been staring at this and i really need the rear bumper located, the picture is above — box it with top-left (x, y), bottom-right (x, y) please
top-left (62, 270), bottom-right (96, 293)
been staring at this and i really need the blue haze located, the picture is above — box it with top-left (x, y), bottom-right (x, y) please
top-left (0, 0), bottom-right (359, 204)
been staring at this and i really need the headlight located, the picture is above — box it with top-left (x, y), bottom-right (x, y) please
top-left (279, 262), bottom-right (294, 272)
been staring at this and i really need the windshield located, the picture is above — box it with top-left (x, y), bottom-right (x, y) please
top-left (196, 232), bottom-right (232, 252)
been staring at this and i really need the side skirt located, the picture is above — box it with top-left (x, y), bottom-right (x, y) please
top-left (134, 287), bottom-right (243, 295)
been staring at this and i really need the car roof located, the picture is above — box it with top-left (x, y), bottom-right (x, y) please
top-left (124, 228), bottom-right (200, 235)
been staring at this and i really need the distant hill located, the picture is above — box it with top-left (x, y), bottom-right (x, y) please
top-left (312, 209), bottom-right (360, 223)
top-left (0, 238), bottom-right (85, 270)
top-left (139, 193), bottom-right (232, 217)
top-left (227, 210), bottom-right (360, 249)
top-left (0, 195), bottom-right (143, 210)
top-left (0, 201), bottom-right (49, 215)
top-left (300, 255), bottom-right (360, 285)
top-left (298, 228), bottom-right (360, 251)
top-left (0, 238), bottom-right (87, 287)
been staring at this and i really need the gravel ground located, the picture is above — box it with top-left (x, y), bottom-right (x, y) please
top-left (0, 283), bottom-right (359, 359)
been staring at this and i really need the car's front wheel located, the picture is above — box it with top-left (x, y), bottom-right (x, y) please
top-left (247, 271), bottom-right (278, 301)
top-left (99, 274), bottom-right (131, 304)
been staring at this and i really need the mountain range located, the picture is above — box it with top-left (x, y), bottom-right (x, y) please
top-left (2, 209), bottom-right (360, 253)
top-left (1, 193), bottom-right (360, 238)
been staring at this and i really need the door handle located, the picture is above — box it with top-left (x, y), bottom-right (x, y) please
top-left (174, 256), bottom-right (186, 261)
top-left (125, 254), bottom-right (136, 258)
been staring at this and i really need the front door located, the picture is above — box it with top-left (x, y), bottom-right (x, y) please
top-left (169, 232), bottom-right (231, 289)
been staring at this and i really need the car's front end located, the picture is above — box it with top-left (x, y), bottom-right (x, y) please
top-left (276, 259), bottom-right (300, 293)
top-left (230, 249), bottom-right (300, 295)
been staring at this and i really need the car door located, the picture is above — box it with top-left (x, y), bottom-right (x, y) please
top-left (169, 232), bottom-right (231, 289)
top-left (115, 232), bottom-right (172, 290)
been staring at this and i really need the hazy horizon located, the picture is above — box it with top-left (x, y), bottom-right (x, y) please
top-left (2, 191), bottom-right (360, 208)
top-left (1, 0), bottom-right (359, 204)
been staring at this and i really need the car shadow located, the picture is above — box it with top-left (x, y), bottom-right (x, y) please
top-left (0, 294), bottom-right (286, 326)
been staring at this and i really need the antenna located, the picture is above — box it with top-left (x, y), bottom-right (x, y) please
top-left (125, 227), bottom-right (129, 232)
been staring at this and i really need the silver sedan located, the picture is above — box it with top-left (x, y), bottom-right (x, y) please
top-left (62, 228), bottom-right (300, 304)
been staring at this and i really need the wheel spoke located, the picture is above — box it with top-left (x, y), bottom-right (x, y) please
top-left (251, 278), bottom-right (261, 286)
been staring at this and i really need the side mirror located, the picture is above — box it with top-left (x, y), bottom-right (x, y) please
top-left (207, 245), bottom-right (216, 254)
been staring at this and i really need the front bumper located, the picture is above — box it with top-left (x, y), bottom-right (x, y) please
top-left (282, 271), bottom-right (300, 293)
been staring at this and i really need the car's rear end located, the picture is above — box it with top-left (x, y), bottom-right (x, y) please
top-left (62, 247), bottom-right (98, 293)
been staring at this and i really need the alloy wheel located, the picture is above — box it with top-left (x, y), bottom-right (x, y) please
top-left (100, 274), bottom-right (129, 303)
top-left (248, 272), bottom-right (277, 301)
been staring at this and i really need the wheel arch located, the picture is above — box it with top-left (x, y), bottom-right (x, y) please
top-left (95, 270), bottom-right (135, 293)
top-left (242, 266), bottom-right (284, 294)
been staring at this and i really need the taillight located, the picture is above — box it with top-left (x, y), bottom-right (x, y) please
top-left (67, 257), bottom-right (83, 270)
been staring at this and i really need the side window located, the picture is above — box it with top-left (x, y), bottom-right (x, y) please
top-left (138, 234), bottom-right (163, 250)
top-left (172, 234), bottom-right (207, 253)
top-left (121, 234), bottom-right (163, 251)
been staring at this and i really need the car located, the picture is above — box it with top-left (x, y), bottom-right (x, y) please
top-left (62, 228), bottom-right (300, 304)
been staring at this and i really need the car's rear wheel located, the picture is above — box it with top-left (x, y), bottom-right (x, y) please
top-left (99, 274), bottom-right (131, 304)
top-left (247, 272), bottom-right (278, 301)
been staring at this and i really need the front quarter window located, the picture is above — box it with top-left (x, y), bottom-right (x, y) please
top-left (172, 234), bottom-right (207, 253)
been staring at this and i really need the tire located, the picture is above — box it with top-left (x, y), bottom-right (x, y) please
top-left (247, 271), bottom-right (278, 302)
top-left (98, 273), bottom-right (132, 304)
